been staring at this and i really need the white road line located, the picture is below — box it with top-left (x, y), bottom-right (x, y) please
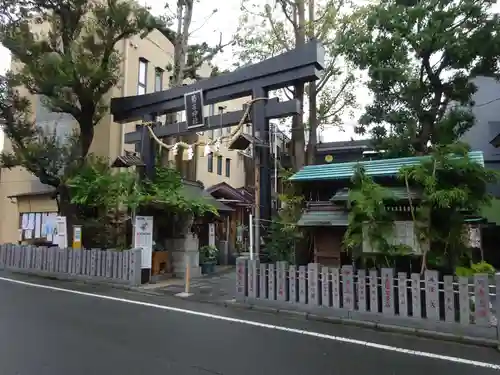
top-left (0, 276), bottom-right (499, 370)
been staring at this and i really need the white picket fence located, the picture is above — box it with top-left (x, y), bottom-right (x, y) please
top-left (0, 244), bottom-right (142, 286)
top-left (236, 258), bottom-right (500, 343)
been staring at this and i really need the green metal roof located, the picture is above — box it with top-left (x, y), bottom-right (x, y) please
top-left (297, 210), bottom-right (349, 227)
top-left (289, 151), bottom-right (485, 182)
top-left (330, 187), bottom-right (420, 202)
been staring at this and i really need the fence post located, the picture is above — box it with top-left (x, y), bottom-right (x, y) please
top-left (495, 272), bottom-right (500, 351)
top-left (332, 267), bottom-right (340, 308)
top-left (268, 263), bottom-right (276, 301)
top-left (398, 272), bottom-right (407, 317)
top-left (341, 265), bottom-right (354, 310)
top-left (276, 261), bottom-right (288, 302)
top-left (247, 259), bottom-right (259, 299)
top-left (425, 270), bottom-right (439, 320)
top-left (298, 266), bottom-right (307, 305)
top-left (308, 263), bottom-right (320, 306)
top-left (357, 269), bottom-right (367, 312)
top-left (289, 265), bottom-right (297, 303)
top-left (128, 248), bottom-right (142, 286)
top-left (473, 273), bottom-right (490, 326)
top-left (443, 275), bottom-right (454, 323)
top-left (321, 266), bottom-right (331, 307)
top-left (381, 268), bottom-right (395, 315)
top-left (369, 269), bottom-right (378, 313)
top-left (235, 257), bottom-right (247, 301)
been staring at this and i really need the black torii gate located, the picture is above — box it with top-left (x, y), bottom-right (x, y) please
top-left (110, 40), bottom-right (324, 259)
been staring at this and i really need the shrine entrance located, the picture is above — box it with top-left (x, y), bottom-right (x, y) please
top-left (110, 40), bottom-right (325, 283)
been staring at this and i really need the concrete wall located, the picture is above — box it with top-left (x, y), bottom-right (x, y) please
top-left (462, 76), bottom-right (500, 196)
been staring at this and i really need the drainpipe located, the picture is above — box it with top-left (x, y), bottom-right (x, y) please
top-left (119, 38), bottom-right (129, 156)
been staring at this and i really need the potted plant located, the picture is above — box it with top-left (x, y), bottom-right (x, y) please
top-left (199, 245), bottom-right (218, 274)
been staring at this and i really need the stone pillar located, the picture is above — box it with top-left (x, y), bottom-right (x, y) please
top-left (169, 234), bottom-right (201, 278)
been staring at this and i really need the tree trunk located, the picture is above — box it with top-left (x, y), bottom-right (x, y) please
top-left (305, 0), bottom-right (317, 166)
top-left (291, 0), bottom-right (307, 171)
top-left (57, 184), bottom-right (77, 248)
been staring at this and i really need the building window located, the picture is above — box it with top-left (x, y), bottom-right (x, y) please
top-left (225, 158), bottom-right (231, 177)
top-left (217, 155), bottom-right (223, 175)
top-left (207, 153), bottom-right (213, 172)
top-left (155, 68), bottom-right (163, 92)
top-left (138, 58), bottom-right (148, 95)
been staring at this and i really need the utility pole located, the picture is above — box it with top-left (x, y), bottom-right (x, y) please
top-left (253, 125), bottom-right (261, 259)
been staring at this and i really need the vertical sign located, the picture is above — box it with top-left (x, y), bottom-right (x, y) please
top-left (235, 257), bottom-right (247, 300)
top-left (72, 225), bottom-right (82, 249)
top-left (381, 268), bottom-right (394, 315)
top-left (341, 265), bottom-right (354, 310)
top-left (134, 216), bottom-right (153, 269)
top-left (458, 276), bottom-right (470, 325)
top-left (357, 269), bottom-right (367, 312)
top-left (55, 216), bottom-right (68, 248)
top-left (208, 223), bottom-right (216, 248)
top-left (425, 270), bottom-right (439, 320)
top-left (443, 275), bottom-right (454, 323)
top-left (308, 263), bottom-right (320, 306)
top-left (331, 268), bottom-right (340, 308)
top-left (289, 265), bottom-right (297, 303)
top-left (298, 266), bottom-right (307, 304)
top-left (184, 90), bottom-right (204, 128)
top-left (321, 266), bottom-right (331, 307)
top-left (398, 272), bottom-right (408, 317)
top-left (474, 274), bottom-right (490, 326)
top-left (369, 269), bottom-right (378, 313)
top-left (411, 273), bottom-right (422, 318)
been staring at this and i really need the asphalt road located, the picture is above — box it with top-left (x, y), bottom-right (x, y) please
top-left (0, 273), bottom-right (500, 375)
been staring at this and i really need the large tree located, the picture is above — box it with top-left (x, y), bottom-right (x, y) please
top-left (0, 0), bottom-right (158, 235)
top-left (338, 0), bottom-right (500, 271)
top-left (237, 0), bottom-right (358, 168)
top-left (339, 0), bottom-right (500, 156)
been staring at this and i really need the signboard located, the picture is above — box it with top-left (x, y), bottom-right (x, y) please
top-left (184, 90), bottom-right (204, 129)
top-left (54, 216), bottom-right (68, 248)
top-left (208, 223), bottom-right (215, 247)
top-left (72, 225), bottom-right (82, 249)
top-left (134, 216), bottom-right (153, 269)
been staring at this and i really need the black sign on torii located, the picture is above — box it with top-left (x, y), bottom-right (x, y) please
top-left (110, 40), bottom-right (325, 248)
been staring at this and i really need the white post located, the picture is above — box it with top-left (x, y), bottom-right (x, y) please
top-left (249, 213), bottom-right (254, 260)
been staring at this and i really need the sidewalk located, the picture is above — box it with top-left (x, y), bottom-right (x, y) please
top-left (138, 266), bottom-right (236, 304)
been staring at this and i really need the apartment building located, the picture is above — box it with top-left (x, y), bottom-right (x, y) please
top-left (0, 25), bottom-right (249, 244)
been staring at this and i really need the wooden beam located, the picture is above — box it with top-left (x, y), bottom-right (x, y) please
top-left (111, 41), bottom-right (324, 123)
top-left (124, 98), bottom-right (300, 144)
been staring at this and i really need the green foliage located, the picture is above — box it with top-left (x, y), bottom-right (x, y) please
top-left (455, 261), bottom-right (496, 277)
top-left (400, 143), bottom-right (497, 259)
top-left (68, 157), bottom-right (217, 217)
top-left (344, 165), bottom-right (413, 261)
top-left (199, 245), bottom-right (219, 263)
top-left (0, 0), bottom-right (159, 167)
top-left (339, 0), bottom-right (500, 155)
top-left (266, 169), bottom-right (304, 263)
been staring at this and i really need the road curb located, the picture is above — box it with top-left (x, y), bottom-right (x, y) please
top-left (225, 301), bottom-right (498, 348)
